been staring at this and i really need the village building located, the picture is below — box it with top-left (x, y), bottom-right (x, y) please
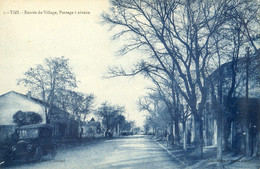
top-left (0, 91), bottom-right (46, 142)
top-left (173, 51), bottom-right (260, 156)
top-left (0, 91), bottom-right (78, 143)
top-left (200, 51), bottom-right (260, 154)
top-left (80, 118), bottom-right (101, 138)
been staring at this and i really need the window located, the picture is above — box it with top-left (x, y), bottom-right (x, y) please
top-left (19, 129), bottom-right (39, 139)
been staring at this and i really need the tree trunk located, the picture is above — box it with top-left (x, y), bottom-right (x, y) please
top-left (194, 114), bottom-right (203, 158)
top-left (245, 47), bottom-right (250, 156)
top-left (217, 109), bottom-right (223, 169)
top-left (170, 120), bottom-right (174, 146)
top-left (45, 106), bottom-right (50, 124)
top-left (183, 121), bottom-right (187, 151)
top-left (67, 119), bottom-right (71, 138)
top-left (246, 127), bottom-right (250, 156)
top-left (224, 120), bottom-right (231, 150)
top-left (231, 122), bottom-right (234, 151)
top-left (117, 124), bottom-right (120, 136)
top-left (174, 118), bottom-right (180, 144)
top-left (200, 117), bottom-right (203, 157)
top-left (253, 132), bottom-right (259, 157)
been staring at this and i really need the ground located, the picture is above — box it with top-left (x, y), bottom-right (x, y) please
top-left (154, 136), bottom-right (260, 169)
top-left (5, 135), bottom-right (184, 169)
top-left (3, 135), bottom-right (260, 169)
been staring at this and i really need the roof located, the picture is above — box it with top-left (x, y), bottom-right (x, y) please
top-left (17, 124), bottom-right (53, 129)
top-left (208, 51), bottom-right (260, 81)
top-left (0, 90), bottom-right (47, 107)
top-left (87, 121), bottom-right (101, 127)
top-left (0, 90), bottom-right (70, 115)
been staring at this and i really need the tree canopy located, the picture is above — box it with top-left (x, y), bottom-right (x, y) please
top-left (13, 110), bottom-right (43, 127)
top-left (96, 102), bottom-right (126, 136)
top-left (18, 56), bottom-right (77, 122)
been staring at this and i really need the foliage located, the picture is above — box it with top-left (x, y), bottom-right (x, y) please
top-left (122, 121), bottom-right (135, 132)
top-left (116, 114), bottom-right (126, 128)
top-left (143, 118), bottom-right (151, 134)
top-left (54, 90), bottom-right (95, 122)
top-left (18, 56), bottom-right (77, 122)
top-left (96, 102), bottom-right (125, 134)
top-left (13, 110), bottom-right (43, 127)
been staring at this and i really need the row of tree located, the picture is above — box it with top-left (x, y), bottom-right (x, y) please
top-left (18, 56), bottom-right (133, 137)
top-left (102, 0), bottom-right (259, 167)
top-left (96, 102), bottom-right (135, 136)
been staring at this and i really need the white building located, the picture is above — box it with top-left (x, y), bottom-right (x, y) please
top-left (0, 91), bottom-right (46, 142)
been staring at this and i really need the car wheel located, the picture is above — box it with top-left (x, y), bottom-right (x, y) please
top-left (35, 147), bottom-right (43, 161)
top-left (3, 152), bottom-right (14, 166)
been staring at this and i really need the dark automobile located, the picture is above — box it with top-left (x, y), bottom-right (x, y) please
top-left (2, 124), bottom-right (57, 166)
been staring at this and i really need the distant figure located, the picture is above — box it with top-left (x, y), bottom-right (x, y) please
top-left (79, 127), bottom-right (83, 142)
top-left (172, 134), bottom-right (174, 146)
top-left (167, 133), bottom-right (174, 147)
top-left (167, 133), bottom-right (170, 147)
top-left (187, 131), bottom-right (191, 145)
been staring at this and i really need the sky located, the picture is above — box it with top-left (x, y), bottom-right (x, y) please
top-left (0, 0), bottom-right (152, 127)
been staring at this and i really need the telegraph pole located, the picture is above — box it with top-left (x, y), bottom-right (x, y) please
top-left (245, 46), bottom-right (250, 156)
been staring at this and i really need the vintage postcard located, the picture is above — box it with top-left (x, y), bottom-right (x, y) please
top-left (0, 0), bottom-right (259, 168)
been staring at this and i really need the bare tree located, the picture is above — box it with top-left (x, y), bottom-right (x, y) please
top-left (205, 0), bottom-right (259, 165)
top-left (138, 93), bottom-right (157, 135)
top-left (64, 91), bottom-right (95, 122)
top-left (18, 56), bottom-right (77, 123)
top-left (96, 102), bottom-right (125, 137)
top-left (102, 0), bottom-right (235, 157)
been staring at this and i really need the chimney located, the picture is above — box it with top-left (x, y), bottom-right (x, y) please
top-left (27, 91), bottom-right (32, 98)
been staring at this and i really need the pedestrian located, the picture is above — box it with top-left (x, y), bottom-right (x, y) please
top-left (172, 134), bottom-right (174, 146)
top-left (187, 131), bottom-right (191, 145)
top-left (167, 133), bottom-right (169, 147)
top-left (80, 127), bottom-right (83, 143)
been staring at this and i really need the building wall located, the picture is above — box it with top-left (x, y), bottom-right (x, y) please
top-left (0, 91), bottom-right (46, 142)
top-left (0, 91), bottom-right (46, 125)
top-left (80, 125), bottom-right (96, 138)
top-left (80, 123), bottom-right (101, 138)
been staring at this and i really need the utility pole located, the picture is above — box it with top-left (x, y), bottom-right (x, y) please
top-left (245, 46), bottom-right (250, 156)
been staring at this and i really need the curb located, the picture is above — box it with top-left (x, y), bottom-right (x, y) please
top-left (155, 140), bottom-right (191, 169)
